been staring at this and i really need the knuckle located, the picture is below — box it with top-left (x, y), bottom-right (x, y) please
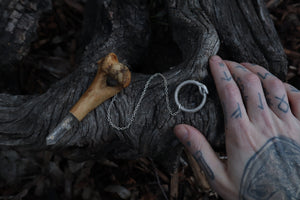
top-left (244, 73), bottom-right (261, 87)
top-left (232, 122), bottom-right (248, 134)
top-left (266, 78), bottom-right (284, 90)
top-left (224, 84), bottom-right (240, 98)
top-left (227, 121), bottom-right (251, 143)
top-left (244, 73), bottom-right (260, 84)
top-left (260, 112), bottom-right (275, 131)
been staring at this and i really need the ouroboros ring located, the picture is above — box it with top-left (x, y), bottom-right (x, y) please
top-left (174, 80), bottom-right (208, 113)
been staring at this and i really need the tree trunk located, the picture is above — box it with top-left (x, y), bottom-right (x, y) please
top-left (0, 0), bottom-right (52, 91)
top-left (0, 0), bottom-right (287, 172)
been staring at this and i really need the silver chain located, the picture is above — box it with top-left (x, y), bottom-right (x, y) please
top-left (107, 73), bottom-right (181, 131)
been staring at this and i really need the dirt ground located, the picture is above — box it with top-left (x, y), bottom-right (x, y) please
top-left (0, 0), bottom-right (299, 199)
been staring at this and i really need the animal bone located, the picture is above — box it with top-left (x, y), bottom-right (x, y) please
top-left (46, 53), bottom-right (131, 145)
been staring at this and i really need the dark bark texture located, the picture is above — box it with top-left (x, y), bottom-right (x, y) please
top-left (0, 0), bottom-right (52, 90)
top-left (0, 0), bottom-right (287, 171)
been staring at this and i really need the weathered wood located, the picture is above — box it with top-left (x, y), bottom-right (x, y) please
top-left (199, 0), bottom-right (287, 79)
top-left (0, 0), bottom-right (287, 172)
top-left (0, 0), bottom-right (52, 91)
top-left (0, 0), bottom-right (52, 66)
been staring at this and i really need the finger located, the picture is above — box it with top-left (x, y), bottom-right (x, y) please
top-left (242, 63), bottom-right (293, 120)
top-left (209, 56), bottom-right (249, 130)
top-left (224, 61), bottom-right (271, 123)
top-left (284, 83), bottom-right (300, 119)
top-left (174, 124), bottom-right (235, 197)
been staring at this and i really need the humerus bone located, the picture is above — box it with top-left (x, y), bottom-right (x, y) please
top-left (46, 53), bottom-right (131, 145)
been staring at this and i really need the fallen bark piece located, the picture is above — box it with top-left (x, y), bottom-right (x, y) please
top-left (185, 150), bottom-right (211, 192)
top-left (104, 185), bottom-right (131, 199)
top-left (170, 169), bottom-right (179, 199)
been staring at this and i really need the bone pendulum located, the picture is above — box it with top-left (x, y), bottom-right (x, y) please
top-left (46, 53), bottom-right (131, 145)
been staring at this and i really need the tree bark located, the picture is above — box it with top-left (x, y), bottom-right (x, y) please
top-left (0, 0), bottom-right (287, 171)
top-left (0, 0), bottom-right (52, 91)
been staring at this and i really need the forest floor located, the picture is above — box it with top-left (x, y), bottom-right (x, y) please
top-left (0, 0), bottom-right (299, 200)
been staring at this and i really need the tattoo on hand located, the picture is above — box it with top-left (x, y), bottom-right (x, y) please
top-left (187, 141), bottom-right (191, 147)
top-left (231, 103), bottom-right (242, 119)
top-left (234, 76), bottom-right (248, 103)
top-left (290, 85), bottom-right (299, 93)
top-left (221, 71), bottom-right (232, 81)
top-left (263, 87), bottom-right (272, 106)
top-left (219, 62), bottom-right (225, 67)
top-left (240, 136), bottom-right (300, 200)
top-left (193, 150), bottom-right (215, 180)
top-left (235, 76), bottom-right (245, 93)
top-left (257, 72), bottom-right (271, 80)
top-left (258, 93), bottom-right (264, 110)
top-left (275, 94), bottom-right (289, 113)
top-left (235, 65), bottom-right (247, 72)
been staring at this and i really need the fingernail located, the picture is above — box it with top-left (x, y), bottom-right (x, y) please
top-left (174, 125), bottom-right (189, 142)
top-left (210, 55), bottom-right (222, 62)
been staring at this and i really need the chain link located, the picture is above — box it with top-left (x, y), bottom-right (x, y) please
top-left (107, 73), bottom-right (180, 131)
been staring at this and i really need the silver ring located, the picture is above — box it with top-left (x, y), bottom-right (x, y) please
top-left (174, 80), bottom-right (208, 113)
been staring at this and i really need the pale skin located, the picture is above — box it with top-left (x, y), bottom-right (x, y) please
top-left (174, 55), bottom-right (300, 200)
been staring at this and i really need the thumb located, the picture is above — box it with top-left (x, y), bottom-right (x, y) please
top-left (174, 124), bottom-right (230, 191)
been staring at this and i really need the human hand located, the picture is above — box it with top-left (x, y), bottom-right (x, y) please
top-left (174, 55), bottom-right (300, 200)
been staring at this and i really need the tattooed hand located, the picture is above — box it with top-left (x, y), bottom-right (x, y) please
top-left (174, 55), bottom-right (300, 200)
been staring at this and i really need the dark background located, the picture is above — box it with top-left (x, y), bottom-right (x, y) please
top-left (0, 0), bottom-right (299, 199)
